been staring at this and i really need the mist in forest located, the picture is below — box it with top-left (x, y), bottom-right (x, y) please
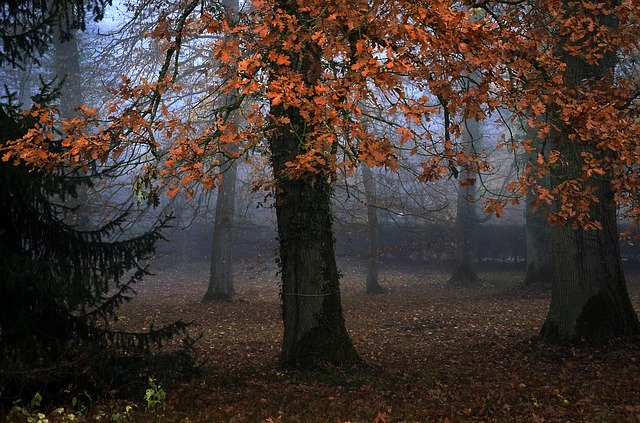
top-left (3, 1), bottom-right (640, 421)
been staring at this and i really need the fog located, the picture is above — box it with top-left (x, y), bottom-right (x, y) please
top-left (3, 1), bottom-right (640, 421)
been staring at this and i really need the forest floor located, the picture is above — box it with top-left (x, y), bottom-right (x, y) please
top-left (6, 259), bottom-right (640, 422)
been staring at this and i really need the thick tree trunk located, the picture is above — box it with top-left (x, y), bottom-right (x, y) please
top-left (523, 126), bottom-right (554, 288)
top-left (203, 0), bottom-right (239, 303)
top-left (540, 0), bottom-right (639, 344)
top-left (270, 109), bottom-right (359, 368)
top-left (266, 0), bottom-right (358, 368)
top-left (448, 118), bottom-right (480, 286)
top-left (362, 164), bottom-right (385, 294)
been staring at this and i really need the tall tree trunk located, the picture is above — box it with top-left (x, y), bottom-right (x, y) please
top-left (203, 157), bottom-right (237, 301)
top-left (448, 118), bottom-right (481, 286)
top-left (52, 27), bottom-right (82, 119)
top-left (362, 164), bottom-right (385, 294)
top-left (266, 0), bottom-right (358, 368)
top-left (203, 0), bottom-right (239, 302)
top-left (540, 0), bottom-right (639, 344)
top-left (523, 125), bottom-right (554, 288)
top-left (52, 22), bottom-right (90, 228)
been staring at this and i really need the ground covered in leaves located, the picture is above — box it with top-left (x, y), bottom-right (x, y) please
top-left (7, 260), bottom-right (640, 422)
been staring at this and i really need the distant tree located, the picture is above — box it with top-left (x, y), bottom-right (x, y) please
top-left (449, 117), bottom-right (481, 286)
top-left (203, 0), bottom-right (240, 302)
top-left (362, 163), bottom-right (385, 294)
top-left (522, 124), bottom-right (553, 289)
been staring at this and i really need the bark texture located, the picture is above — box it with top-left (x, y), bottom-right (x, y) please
top-left (448, 118), bottom-right (481, 286)
top-left (271, 117), bottom-right (359, 366)
top-left (362, 164), bottom-right (385, 294)
top-left (540, 0), bottom-right (639, 344)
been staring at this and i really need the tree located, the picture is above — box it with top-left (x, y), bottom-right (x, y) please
top-left (0, 0), bottom-right (185, 380)
top-left (11, 0), bottom-right (640, 360)
top-left (52, 27), bottom-right (83, 119)
top-left (538, 0), bottom-right (640, 343)
top-left (448, 117), bottom-right (481, 286)
top-left (0, 98), bottom-right (183, 369)
top-left (7, 0), bottom-right (515, 368)
top-left (362, 163), bottom-right (385, 294)
top-left (203, 0), bottom-right (240, 302)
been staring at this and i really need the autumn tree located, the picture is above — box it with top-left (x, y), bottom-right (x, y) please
top-left (11, 0), bottom-right (640, 361)
top-left (538, 0), bottom-right (639, 343)
top-left (96, 0), bottom-right (503, 367)
top-left (479, 0), bottom-right (640, 343)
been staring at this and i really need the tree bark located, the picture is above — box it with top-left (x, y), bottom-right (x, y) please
top-left (448, 118), bottom-right (481, 286)
top-left (270, 105), bottom-right (359, 367)
top-left (203, 0), bottom-right (239, 302)
top-left (523, 125), bottom-right (554, 289)
top-left (269, 104), bottom-right (360, 368)
top-left (362, 164), bottom-right (385, 294)
top-left (540, 0), bottom-right (639, 344)
top-left (263, 0), bottom-right (358, 368)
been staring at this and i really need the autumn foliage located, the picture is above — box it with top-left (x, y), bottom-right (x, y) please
top-left (0, 0), bottom-right (638, 232)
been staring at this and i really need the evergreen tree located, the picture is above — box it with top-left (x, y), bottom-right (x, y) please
top-left (0, 0), bottom-right (187, 391)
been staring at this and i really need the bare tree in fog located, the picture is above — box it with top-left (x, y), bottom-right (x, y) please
top-left (448, 117), bottom-right (481, 286)
top-left (203, 0), bottom-right (240, 302)
top-left (52, 26), bottom-right (82, 119)
top-left (522, 122), bottom-right (553, 288)
top-left (362, 163), bottom-right (385, 294)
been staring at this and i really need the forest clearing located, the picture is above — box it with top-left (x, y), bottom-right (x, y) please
top-left (3, 1), bottom-right (640, 422)
top-left (7, 261), bottom-right (639, 422)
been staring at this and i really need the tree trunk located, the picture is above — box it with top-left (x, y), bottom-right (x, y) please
top-left (52, 27), bottom-right (82, 120)
top-left (540, 0), bottom-right (639, 344)
top-left (523, 126), bottom-right (554, 289)
top-left (52, 22), bottom-right (91, 228)
top-left (263, 0), bottom-right (358, 368)
top-left (448, 118), bottom-right (481, 286)
top-left (270, 108), bottom-right (359, 368)
top-left (362, 164), bottom-right (385, 294)
top-left (203, 157), bottom-right (237, 301)
top-left (203, 0), bottom-right (239, 303)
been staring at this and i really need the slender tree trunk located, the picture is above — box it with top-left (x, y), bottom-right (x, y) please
top-left (523, 125), bottom-right (554, 288)
top-left (203, 0), bottom-right (239, 302)
top-left (540, 0), bottom-right (639, 344)
top-left (52, 23), bottom-right (90, 228)
top-left (52, 27), bottom-right (82, 120)
top-left (203, 157), bottom-right (237, 301)
top-left (362, 164), bottom-right (385, 294)
top-left (448, 118), bottom-right (480, 286)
